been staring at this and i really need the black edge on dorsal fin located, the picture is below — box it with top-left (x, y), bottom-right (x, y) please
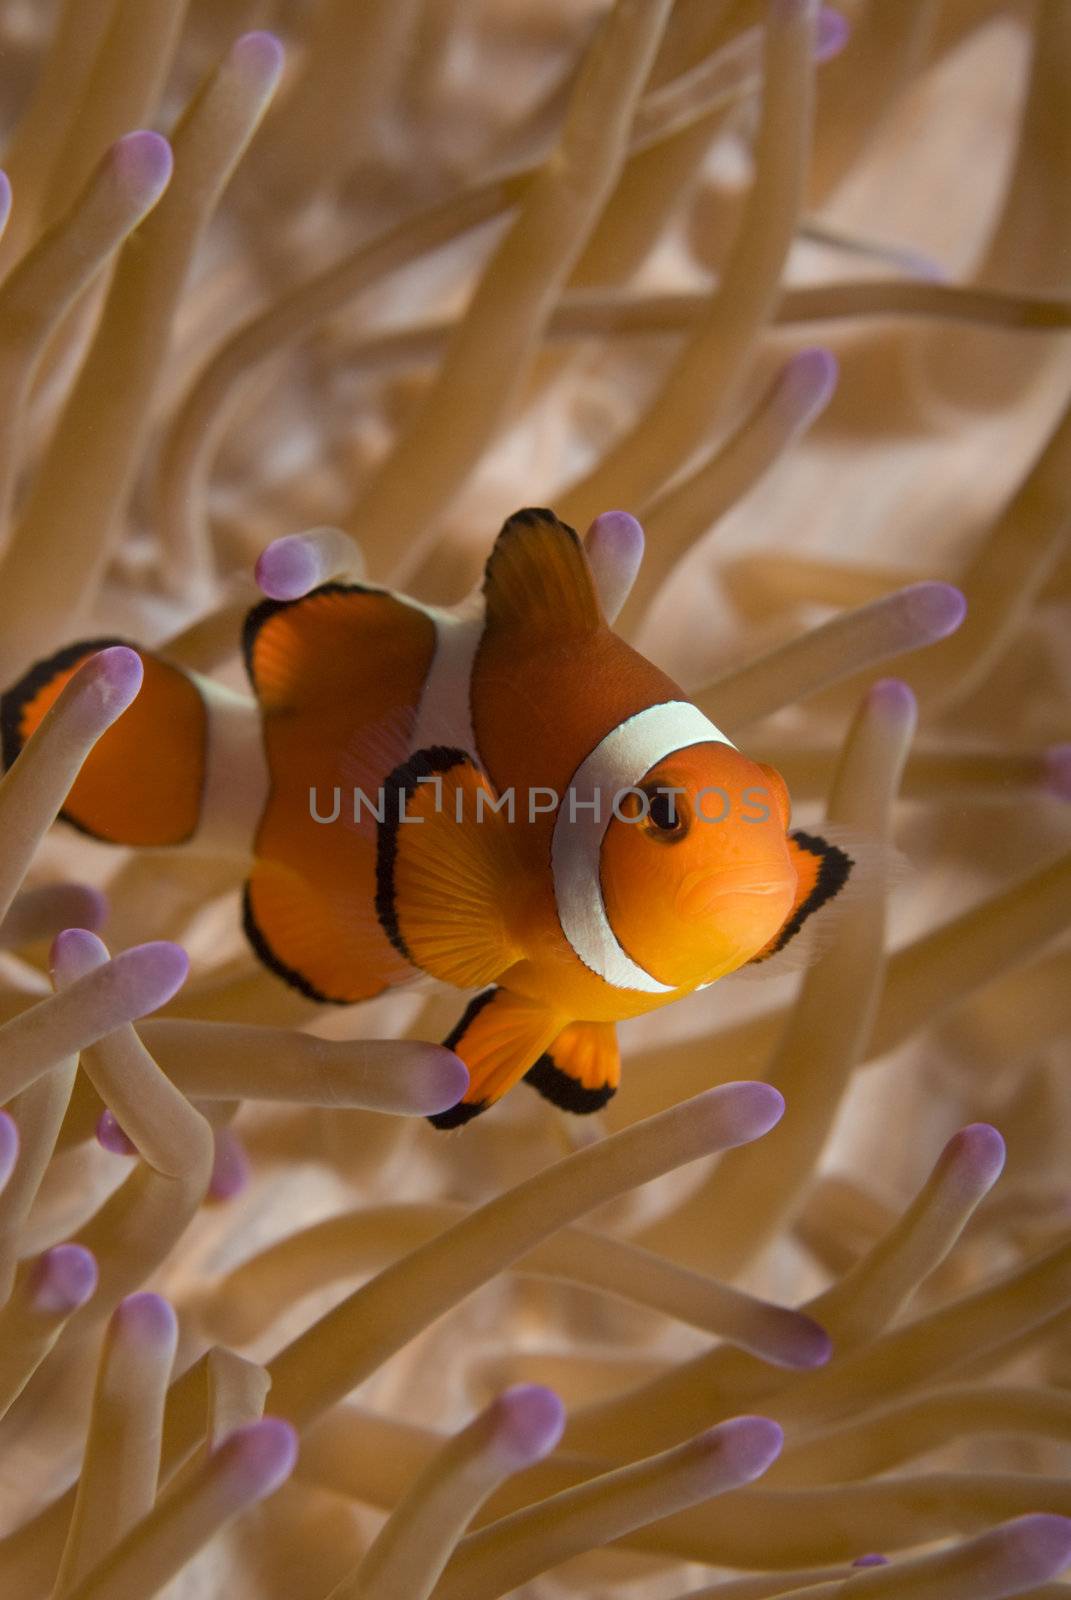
top-left (482, 507), bottom-right (603, 638)
top-left (241, 581), bottom-right (382, 698)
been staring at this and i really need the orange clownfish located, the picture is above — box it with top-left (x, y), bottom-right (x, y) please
top-left (1, 509), bottom-right (852, 1127)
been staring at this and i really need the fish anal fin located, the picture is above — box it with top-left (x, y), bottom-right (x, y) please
top-left (525, 1020), bottom-right (620, 1114)
top-left (483, 507), bottom-right (603, 640)
top-left (429, 987), bottom-right (564, 1129)
top-left (376, 747), bottom-right (520, 989)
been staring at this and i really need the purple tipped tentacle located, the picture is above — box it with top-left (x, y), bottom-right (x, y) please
top-left (108, 130), bottom-right (173, 200)
top-left (112, 1291), bottom-right (179, 1347)
top-left (816, 8), bottom-right (851, 62)
top-left (209, 1127), bottom-right (250, 1202)
top-left (30, 1243), bottom-right (98, 1315)
top-left (96, 1108), bottom-right (137, 1157)
top-left (1043, 744), bottom-right (1071, 800)
top-left (710, 1415), bottom-right (785, 1481)
top-left (903, 580), bottom-right (968, 641)
top-left (716, 1081), bottom-right (786, 1147)
top-left (0, 1110), bottom-right (19, 1191)
top-left (216, 1416), bottom-right (300, 1500)
top-left (491, 1385), bottom-right (567, 1467)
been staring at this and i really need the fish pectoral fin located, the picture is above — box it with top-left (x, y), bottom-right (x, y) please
top-left (483, 507), bottom-right (604, 639)
top-left (525, 1020), bottom-right (620, 1114)
top-left (376, 747), bottom-right (521, 989)
top-left (429, 988), bottom-right (565, 1129)
top-left (748, 828), bottom-right (854, 965)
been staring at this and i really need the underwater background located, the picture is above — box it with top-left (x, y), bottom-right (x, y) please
top-left (0, 1), bottom-right (1068, 1596)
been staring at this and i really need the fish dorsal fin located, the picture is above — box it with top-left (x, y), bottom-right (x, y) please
top-left (482, 507), bottom-right (603, 640)
top-left (243, 582), bottom-right (435, 715)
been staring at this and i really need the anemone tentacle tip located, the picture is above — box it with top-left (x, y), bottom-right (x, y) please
top-left (789, 1313), bottom-right (835, 1369)
top-left (784, 345), bottom-right (840, 406)
top-left (110, 129), bottom-right (174, 192)
top-left (718, 1080), bottom-right (786, 1144)
top-left (411, 1046), bottom-right (471, 1116)
top-left (0, 1110), bottom-right (18, 1186)
top-left (50, 924), bottom-right (106, 972)
top-left (907, 580), bottom-right (968, 639)
top-left (222, 1417), bottom-right (300, 1498)
top-left (209, 1128), bottom-right (251, 1201)
top-left (590, 509), bottom-right (644, 542)
top-left (947, 1121), bottom-right (1007, 1185)
top-left (127, 939), bottom-right (192, 1003)
top-left (494, 1385), bottom-right (567, 1463)
top-left (1044, 743), bottom-right (1071, 800)
top-left (31, 1244), bottom-right (98, 1314)
top-left (77, 645), bottom-right (145, 719)
top-left (113, 1291), bottom-right (179, 1343)
top-left (232, 30), bottom-right (286, 81)
top-left (255, 535), bottom-right (320, 599)
top-left (1001, 1514), bottom-right (1071, 1581)
top-left (718, 1415), bottom-right (785, 1478)
top-left (868, 676), bottom-right (916, 715)
top-left (96, 1108), bottom-right (137, 1157)
top-left (816, 8), bottom-right (851, 62)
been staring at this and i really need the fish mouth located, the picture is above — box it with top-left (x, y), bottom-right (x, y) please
top-left (677, 866), bottom-right (794, 921)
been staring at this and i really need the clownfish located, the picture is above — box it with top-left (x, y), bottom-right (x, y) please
top-left (1, 508), bottom-right (852, 1127)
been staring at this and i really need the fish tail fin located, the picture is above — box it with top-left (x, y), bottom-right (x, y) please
top-left (1, 640), bottom-right (208, 846)
top-left (743, 825), bottom-right (903, 974)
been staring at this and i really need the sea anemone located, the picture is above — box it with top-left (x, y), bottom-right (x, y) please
top-left (0, 2), bottom-right (1068, 1597)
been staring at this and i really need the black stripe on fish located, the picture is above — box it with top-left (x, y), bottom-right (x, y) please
top-left (374, 743), bottom-right (473, 964)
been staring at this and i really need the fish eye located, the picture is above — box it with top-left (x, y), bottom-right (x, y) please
top-left (640, 784), bottom-right (689, 841)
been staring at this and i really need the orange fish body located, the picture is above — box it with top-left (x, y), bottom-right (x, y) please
top-left (1, 509), bottom-right (851, 1126)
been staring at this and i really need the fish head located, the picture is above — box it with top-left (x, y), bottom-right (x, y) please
top-left (599, 743), bottom-right (797, 991)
